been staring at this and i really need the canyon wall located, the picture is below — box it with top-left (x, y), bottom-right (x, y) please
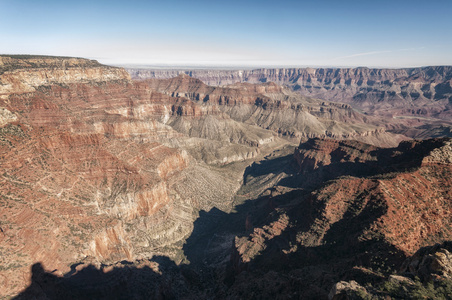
top-left (1, 56), bottom-right (130, 97)
top-left (226, 137), bottom-right (451, 298)
top-left (0, 56), bottom-right (257, 296)
top-left (142, 74), bottom-right (407, 147)
top-left (128, 66), bottom-right (452, 122)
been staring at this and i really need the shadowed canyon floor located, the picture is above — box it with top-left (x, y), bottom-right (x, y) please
top-left (0, 56), bottom-right (451, 299)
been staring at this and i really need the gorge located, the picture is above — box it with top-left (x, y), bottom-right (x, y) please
top-left (0, 55), bottom-right (451, 299)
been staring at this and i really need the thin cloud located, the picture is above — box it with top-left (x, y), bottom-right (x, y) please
top-left (335, 47), bottom-right (425, 61)
top-left (335, 50), bottom-right (392, 60)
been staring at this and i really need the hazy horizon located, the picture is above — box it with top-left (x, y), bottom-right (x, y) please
top-left (115, 63), bottom-right (452, 70)
top-left (1, 0), bottom-right (451, 68)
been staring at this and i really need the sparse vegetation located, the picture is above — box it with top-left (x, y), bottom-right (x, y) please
top-left (381, 278), bottom-right (452, 300)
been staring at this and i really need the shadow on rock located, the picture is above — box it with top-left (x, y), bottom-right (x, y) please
top-left (14, 256), bottom-right (191, 300)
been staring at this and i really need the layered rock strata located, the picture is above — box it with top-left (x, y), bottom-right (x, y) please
top-left (226, 137), bottom-right (451, 298)
top-left (2, 56), bottom-right (450, 299)
top-left (0, 56), bottom-right (258, 296)
top-left (143, 74), bottom-right (406, 147)
top-left (1, 55), bottom-right (130, 97)
top-left (129, 66), bottom-right (452, 138)
top-left (128, 66), bottom-right (452, 117)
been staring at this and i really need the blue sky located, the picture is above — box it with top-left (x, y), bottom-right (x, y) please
top-left (1, 0), bottom-right (451, 67)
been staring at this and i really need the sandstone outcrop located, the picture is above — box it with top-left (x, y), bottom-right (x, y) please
top-left (0, 107), bottom-right (17, 126)
top-left (401, 241), bottom-right (452, 281)
top-left (328, 280), bottom-right (369, 300)
top-left (327, 242), bottom-right (452, 299)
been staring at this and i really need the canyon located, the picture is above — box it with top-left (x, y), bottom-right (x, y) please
top-left (0, 56), bottom-right (451, 299)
